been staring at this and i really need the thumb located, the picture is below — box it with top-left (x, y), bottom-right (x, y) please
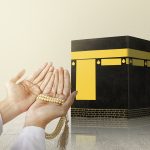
top-left (63, 91), bottom-right (77, 110)
top-left (6, 69), bottom-right (25, 87)
top-left (10, 69), bottom-right (26, 83)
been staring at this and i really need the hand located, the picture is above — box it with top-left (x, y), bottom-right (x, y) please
top-left (0, 63), bottom-right (54, 124)
top-left (25, 68), bottom-right (77, 129)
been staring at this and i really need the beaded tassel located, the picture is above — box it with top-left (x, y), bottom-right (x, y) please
top-left (36, 94), bottom-right (67, 142)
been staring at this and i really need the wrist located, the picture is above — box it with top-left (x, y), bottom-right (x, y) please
top-left (24, 114), bottom-right (47, 129)
top-left (24, 119), bottom-right (46, 129)
top-left (0, 98), bottom-right (20, 124)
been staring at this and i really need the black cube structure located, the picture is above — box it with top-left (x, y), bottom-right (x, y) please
top-left (71, 36), bottom-right (150, 118)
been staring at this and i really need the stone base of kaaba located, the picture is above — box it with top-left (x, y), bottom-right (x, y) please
top-left (71, 108), bottom-right (150, 118)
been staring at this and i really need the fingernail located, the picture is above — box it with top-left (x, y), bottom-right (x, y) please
top-left (75, 91), bottom-right (78, 95)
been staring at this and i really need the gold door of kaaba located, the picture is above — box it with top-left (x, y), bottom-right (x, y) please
top-left (76, 59), bottom-right (96, 100)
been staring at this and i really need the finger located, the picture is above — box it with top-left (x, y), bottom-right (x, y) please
top-left (63, 91), bottom-right (77, 110)
top-left (10, 69), bottom-right (25, 83)
top-left (57, 67), bottom-right (64, 94)
top-left (40, 66), bottom-right (54, 91)
top-left (63, 69), bottom-right (71, 97)
top-left (51, 69), bottom-right (59, 96)
top-left (37, 66), bottom-right (54, 87)
top-left (27, 62), bottom-right (48, 82)
top-left (33, 63), bottom-right (52, 84)
top-left (43, 73), bottom-right (55, 94)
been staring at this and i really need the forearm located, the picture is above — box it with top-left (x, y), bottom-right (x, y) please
top-left (0, 98), bottom-right (20, 124)
top-left (0, 113), bottom-right (3, 135)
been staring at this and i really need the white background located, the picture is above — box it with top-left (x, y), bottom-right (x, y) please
top-left (0, 0), bottom-right (150, 149)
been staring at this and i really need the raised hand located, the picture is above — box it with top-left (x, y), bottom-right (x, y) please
top-left (25, 68), bottom-right (77, 129)
top-left (0, 63), bottom-right (54, 124)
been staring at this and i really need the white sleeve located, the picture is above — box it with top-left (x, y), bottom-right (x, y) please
top-left (0, 113), bottom-right (3, 135)
top-left (11, 126), bottom-right (46, 150)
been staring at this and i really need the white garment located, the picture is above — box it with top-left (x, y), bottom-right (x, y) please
top-left (0, 113), bottom-right (3, 135)
top-left (0, 114), bottom-right (46, 150)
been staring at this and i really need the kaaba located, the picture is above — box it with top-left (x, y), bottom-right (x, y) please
top-left (71, 36), bottom-right (150, 118)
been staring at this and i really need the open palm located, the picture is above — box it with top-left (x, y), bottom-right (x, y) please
top-left (6, 63), bottom-right (53, 113)
top-left (25, 68), bottom-right (76, 128)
